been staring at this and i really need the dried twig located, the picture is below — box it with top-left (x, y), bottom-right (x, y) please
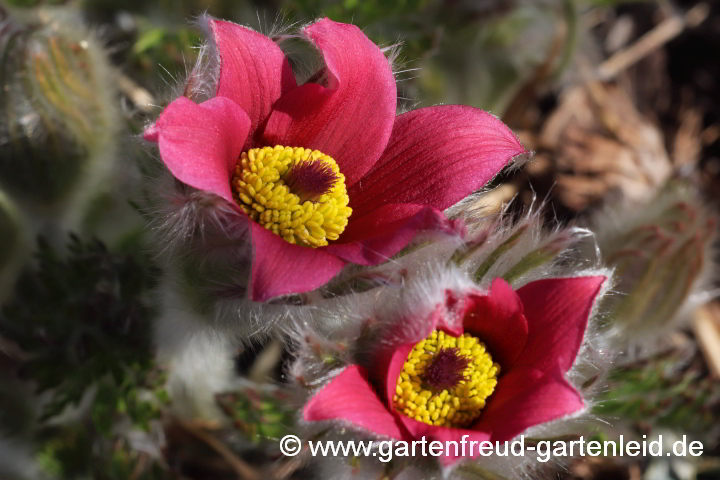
top-left (129, 452), bottom-right (150, 480)
top-left (597, 3), bottom-right (709, 80)
top-left (693, 303), bottom-right (720, 378)
top-left (0, 334), bottom-right (29, 362)
top-left (269, 452), bottom-right (310, 480)
top-left (117, 73), bottom-right (157, 114)
top-left (174, 417), bottom-right (261, 480)
top-left (248, 340), bottom-right (285, 383)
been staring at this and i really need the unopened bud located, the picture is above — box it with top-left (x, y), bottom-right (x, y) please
top-left (0, 7), bottom-right (118, 204)
top-left (595, 182), bottom-right (716, 338)
top-left (456, 212), bottom-right (594, 286)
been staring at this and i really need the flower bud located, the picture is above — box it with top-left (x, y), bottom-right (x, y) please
top-left (0, 7), bottom-right (118, 206)
top-left (442, 207), bottom-right (598, 289)
top-left (593, 181), bottom-right (716, 339)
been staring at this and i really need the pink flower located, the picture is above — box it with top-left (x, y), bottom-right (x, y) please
top-left (303, 276), bottom-right (606, 465)
top-left (144, 17), bottom-right (526, 301)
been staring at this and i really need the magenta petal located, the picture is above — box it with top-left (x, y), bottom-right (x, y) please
top-left (262, 18), bottom-right (396, 187)
top-left (475, 365), bottom-right (584, 442)
top-left (462, 279), bottom-right (529, 368)
top-left (381, 343), bottom-right (415, 407)
top-left (304, 365), bottom-right (405, 440)
top-left (249, 222), bottom-right (345, 301)
top-left (349, 105), bottom-right (527, 218)
top-left (515, 276), bottom-right (606, 372)
top-left (395, 415), bottom-right (491, 466)
top-left (325, 204), bottom-right (464, 265)
top-left (209, 19), bottom-right (296, 146)
top-left (144, 96), bottom-right (250, 203)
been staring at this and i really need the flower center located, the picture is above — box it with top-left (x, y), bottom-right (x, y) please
top-left (231, 146), bottom-right (352, 247)
top-left (393, 330), bottom-right (500, 428)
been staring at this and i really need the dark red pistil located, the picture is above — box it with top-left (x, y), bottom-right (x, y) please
top-left (422, 348), bottom-right (470, 391)
top-left (283, 161), bottom-right (338, 202)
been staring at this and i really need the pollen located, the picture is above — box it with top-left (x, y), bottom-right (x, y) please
top-left (392, 330), bottom-right (500, 429)
top-left (231, 146), bottom-right (352, 247)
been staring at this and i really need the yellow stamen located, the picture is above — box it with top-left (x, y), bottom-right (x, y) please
top-left (231, 145), bottom-right (352, 247)
top-left (393, 330), bottom-right (500, 428)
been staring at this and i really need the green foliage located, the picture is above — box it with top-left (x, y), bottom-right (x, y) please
top-left (284, 0), bottom-right (430, 25)
top-left (130, 22), bottom-right (202, 86)
top-left (0, 378), bottom-right (35, 437)
top-left (216, 387), bottom-right (296, 443)
top-left (0, 236), bottom-right (169, 478)
top-left (91, 365), bottom-right (170, 436)
top-left (0, 235), bottom-right (159, 420)
top-left (593, 349), bottom-right (720, 443)
top-left (0, 189), bottom-right (26, 302)
top-left (36, 427), bottom-right (167, 480)
top-left (3, 0), bottom-right (66, 7)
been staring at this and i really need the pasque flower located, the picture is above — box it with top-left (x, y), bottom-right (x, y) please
top-left (144, 17), bottom-right (525, 301)
top-left (303, 275), bottom-right (606, 465)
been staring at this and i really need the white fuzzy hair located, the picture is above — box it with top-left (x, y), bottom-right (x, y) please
top-left (154, 283), bottom-right (239, 420)
top-left (283, 202), bottom-right (616, 479)
top-left (144, 167), bottom-right (312, 337)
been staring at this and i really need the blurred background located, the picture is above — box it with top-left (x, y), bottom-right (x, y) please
top-left (0, 0), bottom-right (719, 479)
